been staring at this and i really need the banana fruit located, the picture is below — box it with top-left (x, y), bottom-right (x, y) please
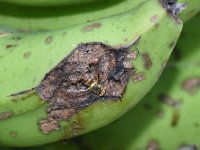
top-left (0, 0), bottom-right (103, 6)
top-left (0, 0), bottom-right (183, 147)
top-left (48, 13), bottom-right (199, 150)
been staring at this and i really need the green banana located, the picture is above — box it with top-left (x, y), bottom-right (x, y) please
top-left (0, 0), bottom-right (183, 147)
top-left (0, 0), bottom-right (143, 31)
top-left (47, 13), bottom-right (199, 150)
top-left (0, 0), bottom-right (104, 6)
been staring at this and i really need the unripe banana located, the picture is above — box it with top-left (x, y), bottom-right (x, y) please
top-left (0, 0), bottom-right (104, 6)
top-left (53, 14), bottom-right (199, 150)
top-left (0, 0), bottom-right (183, 147)
top-left (0, 0), bottom-right (143, 31)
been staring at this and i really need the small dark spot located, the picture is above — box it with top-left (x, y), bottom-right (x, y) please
top-left (12, 36), bottom-right (21, 40)
top-left (6, 44), bottom-right (17, 49)
top-left (23, 51), bottom-right (31, 58)
top-left (82, 22), bottom-right (102, 32)
top-left (194, 123), bottom-right (199, 128)
top-left (178, 144), bottom-right (198, 150)
top-left (181, 77), bottom-right (200, 95)
top-left (143, 102), bottom-right (153, 110)
top-left (146, 140), bottom-right (160, 150)
top-left (151, 15), bottom-right (159, 23)
top-left (132, 72), bottom-right (146, 83)
top-left (173, 48), bottom-right (182, 61)
top-left (156, 109), bottom-right (165, 118)
top-left (158, 93), bottom-right (181, 107)
top-left (0, 112), bottom-right (13, 120)
top-left (142, 53), bottom-right (152, 70)
top-left (171, 110), bottom-right (180, 127)
top-left (154, 23), bottom-right (160, 28)
top-left (9, 131), bottom-right (17, 137)
top-left (169, 41), bottom-right (176, 48)
top-left (62, 32), bottom-right (67, 36)
top-left (45, 36), bottom-right (53, 44)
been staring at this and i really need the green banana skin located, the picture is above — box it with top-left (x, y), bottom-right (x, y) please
top-left (45, 14), bottom-right (200, 150)
top-left (0, 0), bottom-right (143, 31)
top-left (0, 0), bottom-right (182, 147)
top-left (0, 0), bottom-right (104, 6)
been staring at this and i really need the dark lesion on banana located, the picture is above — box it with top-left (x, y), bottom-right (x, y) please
top-left (160, 0), bottom-right (187, 19)
top-left (36, 36), bottom-right (140, 134)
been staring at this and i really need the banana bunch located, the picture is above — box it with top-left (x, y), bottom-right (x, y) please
top-left (0, 0), bottom-right (190, 148)
top-left (28, 12), bottom-right (200, 150)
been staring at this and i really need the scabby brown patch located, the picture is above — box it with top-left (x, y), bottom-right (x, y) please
top-left (36, 39), bottom-right (140, 134)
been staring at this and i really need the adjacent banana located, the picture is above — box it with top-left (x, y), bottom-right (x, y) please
top-left (0, 0), bottom-right (104, 6)
top-left (0, 0), bottom-right (183, 147)
top-left (0, 0), bottom-right (143, 31)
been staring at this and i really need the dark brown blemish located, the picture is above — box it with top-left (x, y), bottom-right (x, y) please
top-left (143, 102), bottom-right (153, 110)
top-left (154, 23), bottom-right (160, 28)
top-left (182, 77), bottom-right (200, 95)
top-left (6, 44), bottom-right (17, 49)
top-left (45, 36), bottom-right (53, 44)
top-left (0, 111), bottom-right (13, 120)
top-left (39, 118), bottom-right (60, 134)
top-left (82, 22), bottom-right (102, 32)
top-left (142, 53), bottom-right (152, 70)
top-left (151, 15), bottom-right (159, 23)
top-left (146, 140), bottom-right (160, 150)
top-left (12, 36), bottom-right (21, 40)
top-left (132, 72), bottom-right (146, 83)
top-left (23, 51), bottom-right (31, 58)
top-left (36, 39), bottom-right (140, 134)
top-left (171, 110), bottom-right (180, 127)
top-left (9, 131), bottom-right (17, 137)
top-left (158, 93), bottom-right (181, 107)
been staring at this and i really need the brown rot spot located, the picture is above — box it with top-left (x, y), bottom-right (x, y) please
top-left (171, 110), bottom-right (180, 127)
top-left (23, 51), bottom-right (31, 58)
top-left (142, 53), bottom-right (152, 70)
top-left (178, 144), bottom-right (198, 150)
top-left (151, 15), bottom-right (158, 23)
top-left (39, 118), bottom-right (60, 134)
top-left (146, 140), bottom-right (160, 150)
top-left (9, 131), bottom-right (17, 137)
top-left (132, 72), bottom-right (146, 83)
top-left (6, 44), bottom-right (17, 49)
top-left (82, 22), bottom-right (102, 32)
top-left (158, 93), bottom-right (181, 107)
top-left (36, 38), bottom-right (140, 134)
top-left (45, 36), bottom-right (53, 44)
top-left (0, 112), bottom-right (13, 120)
top-left (182, 77), bottom-right (200, 95)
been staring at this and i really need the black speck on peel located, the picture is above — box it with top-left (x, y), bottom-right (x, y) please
top-left (45, 36), bottom-right (53, 44)
top-left (158, 93), bottom-right (181, 107)
top-left (142, 53), bottom-right (152, 70)
top-left (6, 44), bottom-right (17, 49)
top-left (178, 145), bottom-right (198, 150)
top-left (36, 40), bottom-right (139, 134)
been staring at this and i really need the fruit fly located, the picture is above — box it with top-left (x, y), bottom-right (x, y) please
top-left (82, 74), bottom-right (106, 97)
